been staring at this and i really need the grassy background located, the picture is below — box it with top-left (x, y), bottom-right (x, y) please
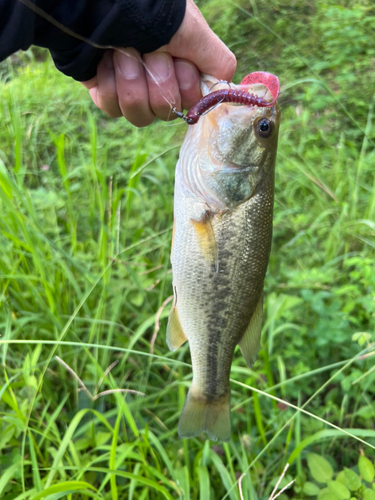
top-left (1, 0), bottom-right (375, 498)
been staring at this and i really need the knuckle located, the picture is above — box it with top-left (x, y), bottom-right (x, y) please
top-left (118, 87), bottom-right (146, 109)
top-left (129, 115), bottom-right (155, 128)
top-left (96, 93), bottom-right (121, 118)
top-left (149, 87), bottom-right (180, 111)
top-left (106, 109), bottom-right (122, 119)
top-left (154, 109), bottom-right (178, 122)
top-left (150, 96), bottom-right (170, 110)
top-left (97, 90), bottom-right (118, 107)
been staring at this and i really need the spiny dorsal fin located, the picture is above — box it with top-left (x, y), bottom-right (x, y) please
top-left (191, 211), bottom-right (218, 272)
top-left (166, 291), bottom-right (187, 351)
top-left (238, 293), bottom-right (263, 368)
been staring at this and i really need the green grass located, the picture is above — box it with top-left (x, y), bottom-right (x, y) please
top-left (1, 0), bottom-right (375, 499)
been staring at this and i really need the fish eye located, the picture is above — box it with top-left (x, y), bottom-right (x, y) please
top-left (255, 118), bottom-right (273, 139)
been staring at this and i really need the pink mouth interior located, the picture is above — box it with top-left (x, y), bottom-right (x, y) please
top-left (240, 72), bottom-right (280, 102)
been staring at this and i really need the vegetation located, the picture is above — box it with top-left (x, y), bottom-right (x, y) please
top-left (1, 0), bottom-right (375, 498)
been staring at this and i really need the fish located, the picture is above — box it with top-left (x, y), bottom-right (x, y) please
top-left (167, 72), bottom-right (281, 441)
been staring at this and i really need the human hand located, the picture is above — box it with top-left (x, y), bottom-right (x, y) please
top-left (81, 0), bottom-right (236, 127)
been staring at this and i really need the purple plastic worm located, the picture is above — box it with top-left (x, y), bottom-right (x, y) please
top-left (185, 89), bottom-right (276, 125)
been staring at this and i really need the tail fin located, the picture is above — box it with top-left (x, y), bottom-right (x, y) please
top-left (178, 385), bottom-right (231, 441)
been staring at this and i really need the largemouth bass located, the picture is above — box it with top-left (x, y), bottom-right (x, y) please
top-left (167, 73), bottom-right (280, 441)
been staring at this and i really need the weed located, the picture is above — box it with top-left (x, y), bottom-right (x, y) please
top-left (1, 0), bottom-right (375, 498)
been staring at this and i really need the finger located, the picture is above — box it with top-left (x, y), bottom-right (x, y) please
top-left (167, 0), bottom-right (237, 83)
top-left (81, 76), bottom-right (100, 108)
top-left (174, 58), bottom-right (201, 110)
top-left (143, 52), bottom-right (181, 121)
top-left (95, 50), bottom-right (122, 118)
top-left (113, 48), bottom-right (155, 127)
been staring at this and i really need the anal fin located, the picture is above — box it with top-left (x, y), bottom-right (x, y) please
top-left (238, 293), bottom-right (263, 368)
top-left (191, 211), bottom-right (218, 272)
top-left (166, 301), bottom-right (187, 352)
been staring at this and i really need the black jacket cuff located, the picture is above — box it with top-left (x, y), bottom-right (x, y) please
top-left (43, 0), bottom-right (187, 81)
top-left (0, 0), bottom-right (187, 82)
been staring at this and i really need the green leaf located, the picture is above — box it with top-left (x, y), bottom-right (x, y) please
top-left (304, 482), bottom-right (321, 496)
top-left (210, 450), bottom-right (238, 500)
top-left (327, 480), bottom-right (350, 499)
top-left (352, 332), bottom-right (371, 346)
top-left (0, 463), bottom-right (20, 496)
top-left (359, 456), bottom-right (375, 482)
top-left (44, 409), bottom-right (113, 489)
top-left (351, 332), bottom-right (362, 341)
top-left (29, 481), bottom-right (96, 500)
top-left (148, 431), bottom-right (177, 481)
top-left (0, 159), bottom-right (13, 200)
top-left (318, 487), bottom-right (340, 500)
top-left (197, 466), bottom-right (210, 500)
top-left (109, 411), bottom-right (121, 500)
top-left (288, 430), bottom-right (375, 464)
top-left (336, 472), bottom-right (347, 485)
top-left (27, 375), bottom-right (38, 390)
top-left (29, 431), bottom-right (42, 492)
top-left (270, 474), bottom-right (294, 489)
top-left (363, 489), bottom-right (375, 500)
top-left (66, 467), bottom-right (174, 499)
top-left (175, 466), bottom-right (190, 500)
top-left (44, 491), bottom-right (97, 500)
top-left (344, 469), bottom-right (362, 491)
top-left (307, 453), bottom-right (334, 484)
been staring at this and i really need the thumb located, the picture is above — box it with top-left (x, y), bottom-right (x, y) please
top-left (165, 0), bottom-right (236, 82)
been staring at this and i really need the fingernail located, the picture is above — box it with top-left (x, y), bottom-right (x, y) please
top-left (145, 53), bottom-right (171, 82)
top-left (174, 61), bottom-right (195, 90)
top-left (103, 50), bottom-right (114, 70)
top-left (118, 50), bottom-right (141, 80)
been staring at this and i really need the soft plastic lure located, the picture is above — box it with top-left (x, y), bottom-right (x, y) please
top-left (173, 71), bottom-right (280, 125)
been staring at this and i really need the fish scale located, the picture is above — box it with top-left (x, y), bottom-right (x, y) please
top-left (167, 73), bottom-right (280, 441)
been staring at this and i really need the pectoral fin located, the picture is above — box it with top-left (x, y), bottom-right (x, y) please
top-left (166, 302), bottom-right (187, 351)
top-left (191, 211), bottom-right (218, 272)
top-left (238, 293), bottom-right (263, 368)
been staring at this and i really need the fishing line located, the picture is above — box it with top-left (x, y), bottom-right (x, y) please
top-left (18, 0), bottom-right (178, 111)
top-left (17, 1), bottom-right (279, 125)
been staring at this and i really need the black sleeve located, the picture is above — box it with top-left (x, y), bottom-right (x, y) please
top-left (0, 0), bottom-right (186, 81)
